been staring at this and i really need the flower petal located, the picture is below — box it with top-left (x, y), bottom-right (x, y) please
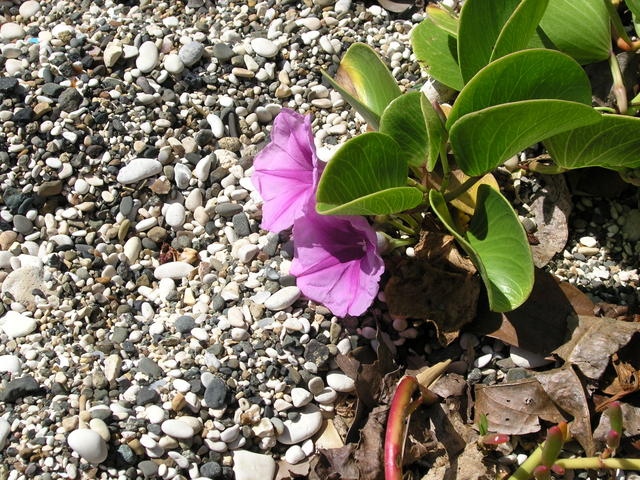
top-left (252, 109), bottom-right (319, 232)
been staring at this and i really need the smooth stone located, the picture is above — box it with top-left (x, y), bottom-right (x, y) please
top-left (314, 387), bottom-right (337, 404)
top-left (579, 236), bottom-right (597, 248)
top-left (238, 244), bottom-right (259, 263)
top-left (123, 237), bottom-right (142, 264)
top-left (165, 203), bottom-right (186, 229)
top-left (0, 355), bottom-right (22, 375)
top-left (291, 388), bottom-right (312, 408)
top-left (164, 53), bottom-right (184, 74)
top-left (67, 429), bottom-right (108, 464)
top-left (284, 445), bottom-right (306, 464)
top-left (474, 353), bottom-right (493, 369)
top-left (233, 450), bottom-right (276, 480)
top-left (146, 405), bottom-right (166, 424)
top-left (277, 405), bottom-right (323, 445)
top-left (136, 41), bottom-right (159, 73)
top-left (161, 419), bottom-right (195, 439)
top-left (174, 163), bottom-right (191, 189)
top-left (13, 215), bottom-right (32, 234)
top-left (204, 376), bottom-right (228, 408)
top-left (326, 372), bottom-right (355, 393)
top-left (264, 287), bottom-right (301, 311)
top-left (19, 1), bottom-right (41, 18)
top-left (1, 23), bottom-right (24, 41)
top-left (0, 419), bottom-right (9, 450)
top-left (117, 158), bottom-right (162, 184)
top-left (4, 59), bottom-right (23, 76)
top-left (510, 346), bottom-right (552, 369)
top-left (89, 418), bottom-right (110, 442)
top-left (206, 114), bottom-right (225, 138)
top-left (194, 156), bottom-right (212, 181)
top-left (185, 189), bottom-right (202, 211)
top-left (104, 41), bottom-right (123, 68)
top-left (154, 262), bottom-right (195, 280)
top-left (0, 311), bottom-right (36, 338)
top-left (178, 41), bottom-right (204, 67)
top-left (251, 38), bottom-right (278, 58)
top-left (623, 209), bottom-right (640, 241)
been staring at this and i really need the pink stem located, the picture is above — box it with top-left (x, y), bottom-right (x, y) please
top-left (384, 376), bottom-right (420, 480)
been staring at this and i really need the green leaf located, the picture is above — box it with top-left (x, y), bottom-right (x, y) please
top-left (458, 0), bottom-right (548, 83)
top-left (447, 49), bottom-right (592, 129)
top-left (544, 114), bottom-right (640, 170)
top-left (429, 186), bottom-right (534, 312)
top-left (539, 0), bottom-right (610, 64)
top-left (421, 93), bottom-right (447, 172)
top-left (449, 100), bottom-right (602, 176)
top-left (426, 4), bottom-right (458, 37)
top-left (628, 0), bottom-right (640, 18)
top-left (490, 0), bottom-right (550, 62)
top-left (316, 132), bottom-right (423, 215)
top-left (411, 18), bottom-right (464, 91)
top-left (322, 43), bottom-right (401, 130)
top-left (379, 92), bottom-right (429, 167)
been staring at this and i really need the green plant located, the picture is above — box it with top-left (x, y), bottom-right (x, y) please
top-left (321, 0), bottom-right (640, 314)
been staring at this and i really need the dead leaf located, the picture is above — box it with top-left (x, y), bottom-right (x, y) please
top-left (353, 406), bottom-right (387, 480)
top-left (275, 459), bottom-right (310, 480)
top-left (415, 227), bottom-right (477, 274)
top-left (475, 378), bottom-right (565, 435)
top-left (535, 365), bottom-right (595, 455)
top-left (593, 403), bottom-right (640, 445)
top-left (472, 270), bottom-right (585, 354)
top-left (529, 174), bottom-right (572, 268)
top-left (311, 445), bottom-right (359, 480)
top-left (429, 374), bottom-right (467, 399)
top-left (554, 316), bottom-right (640, 381)
top-left (601, 350), bottom-right (640, 408)
top-left (315, 419), bottom-right (345, 450)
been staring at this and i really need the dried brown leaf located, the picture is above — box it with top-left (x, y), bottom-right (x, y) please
top-left (275, 459), bottom-right (310, 480)
top-left (554, 316), bottom-right (640, 381)
top-left (535, 365), bottom-right (595, 455)
top-left (311, 445), bottom-right (359, 480)
top-left (529, 175), bottom-right (572, 268)
top-left (353, 406), bottom-right (387, 480)
top-left (472, 270), bottom-right (590, 354)
top-left (429, 373), bottom-right (467, 399)
top-left (474, 378), bottom-right (565, 435)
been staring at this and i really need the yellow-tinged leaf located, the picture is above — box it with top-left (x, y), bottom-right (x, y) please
top-left (448, 170), bottom-right (499, 215)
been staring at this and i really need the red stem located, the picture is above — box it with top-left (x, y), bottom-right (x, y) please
top-left (384, 376), bottom-right (419, 480)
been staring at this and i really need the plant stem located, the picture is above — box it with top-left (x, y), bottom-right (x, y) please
top-left (387, 217), bottom-right (416, 236)
top-left (605, 0), bottom-right (633, 46)
top-left (609, 51), bottom-right (628, 114)
top-left (526, 161), bottom-right (567, 175)
top-left (443, 176), bottom-right (482, 201)
top-left (508, 444), bottom-right (544, 480)
top-left (555, 457), bottom-right (640, 470)
top-left (397, 213), bottom-right (419, 230)
top-left (407, 177), bottom-right (427, 192)
top-left (384, 376), bottom-right (420, 480)
top-left (594, 106), bottom-right (618, 113)
top-left (440, 151), bottom-right (451, 192)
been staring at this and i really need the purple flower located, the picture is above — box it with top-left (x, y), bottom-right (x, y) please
top-left (252, 108), bottom-right (323, 233)
top-left (290, 200), bottom-right (384, 317)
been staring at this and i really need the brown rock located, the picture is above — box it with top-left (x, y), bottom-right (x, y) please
top-left (0, 231), bottom-right (17, 250)
top-left (38, 180), bottom-right (63, 197)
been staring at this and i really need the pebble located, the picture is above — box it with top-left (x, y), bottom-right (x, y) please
top-left (164, 54), bottom-right (184, 74)
top-left (2, 266), bottom-right (46, 309)
top-left (509, 346), bottom-right (552, 369)
top-left (0, 311), bottom-right (36, 338)
top-left (154, 262), bottom-right (195, 279)
top-left (251, 38), bottom-right (279, 58)
top-left (67, 429), bottom-right (108, 464)
top-left (0, 355), bottom-right (22, 375)
top-left (137, 41), bottom-right (159, 73)
top-left (161, 419), bottom-right (195, 439)
top-left (277, 405), bottom-right (323, 445)
top-left (19, 0), bottom-right (41, 18)
top-left (123, 237), bottom-right (142, 264)
top-left (264, 286), bottom-right (301, 311)
top-left (233, 450), bottom-right (277, 480)
top-left (0, 419), bottom-right (9, 450)
top-left (1, 23), bottom-right (24, 41)
top-left (284, 445), bottom-right (306, 464)
top-left (291, 388), bottom-right (313, 408)
top-left (326, 371), bottom-right (356, 393)
top-left (179, 41), bottom-right (204, 67)
top-left (104, 41), bottom-right (123, 68)
top-left (165, 203), bottom-right (186, 229)
top-left (117, 158), bottom-right (162, 184)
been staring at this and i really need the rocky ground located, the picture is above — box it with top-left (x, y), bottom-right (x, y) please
top-left (0, 0), bottom-right (638, 479)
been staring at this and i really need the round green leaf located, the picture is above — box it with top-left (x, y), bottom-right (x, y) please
top-left (380, 92), bottom-right (429, 168)
top-left (544, 114), bottom-right (640, 170)
top-left (447, 49), bottom-right (592, 129)
top-left (316, 132), bottom-right (422, 215)
top-left (421, 93), bottom-right (447, 172)
top-left (539, 0), bottom-right (610, 64)
top-left (429, 186), bottom-right (534, 312)
top-left (458, 0), bottom-right (548, 83)
top-left (411, 17), bottom-right (464, 91)
top-left (322, 43), bottom-right (401, 130)
top-left (449, 100), bottom-right (602, 176)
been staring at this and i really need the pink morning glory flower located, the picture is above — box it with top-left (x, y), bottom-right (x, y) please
top-left (290, 200), bottom-right (385, 317)
top-left (251, 108), bottom-right (323, 233)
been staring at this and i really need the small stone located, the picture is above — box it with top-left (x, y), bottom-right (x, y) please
top-left (137, 41), bottom-right (159, 73)
top-left (307, 377), bottom-right (324, 395)
top-left (0, 311), bottom-right (36, 338)
top-left (314, 387), bottom-right (337, 404)
top-left (19, 1), bottom-right (41, 19)
top-left (104, 41), bottom-right (123, 68)
top-left (0, 419), bottom-right (9, 450)
top-left (474, 353), bottom-right (493, 369)
top-left (164, 53), bottom-right (184, 74)
top-left (277, 405), bottom-right (323, 445)
top-left (2, 266), bottom-right (46, 310)
top-left (161, 419), bottom-right (195, 439)
top-left (238, 244), bottom-right (259, 263)
top-left (58, 88), bottom-right (83, 112)
top-left (510, 346), bottom-right (552, 369)
top-left (138, 460), bottom-right (159, 478)
top-left (154, 262), bottom-right (195, 280)
top-left (623, 209), bottom-right (640, 241)
top-left (146, 405), bottom-right (165, 424)
top-left (251, 38), bottom-right (279, 58)
top-left (0, 23), bottom-right (24, 41)
top-left (326, 372), bottom-right (355, 393)
top-left (291, 388), bottom-right (313, 408)
top-left (67, 429), bottom-right (108, 464)
top-left (179, 41), bottom-right (204, 67)
top-left (165, 203), bottom-right (186, 229)
top-left (233, 450), bottom-right (277, 480)
top-left (89, 418), bottom-right (110, 442)
top-left (117, 158), bottom-right (162, 184)
top-left (0, 355), bottom-right (22, 375)
top-left (0, 375), bottom-right (42, 402)
top-left (38, 180), bottom-right (63, 197)
top-left (204, 376), bottom-right (228, 408)
top-left (175, 315), bottom-right (195, 333)
top-left (284, 445), bottom-right (306, 464)
top-left (123, 237), bottom-right (142, 264)
top-left (579, 236), bottom-right (598, 248)
top-left (264, 286), bottom-right (301, 311)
